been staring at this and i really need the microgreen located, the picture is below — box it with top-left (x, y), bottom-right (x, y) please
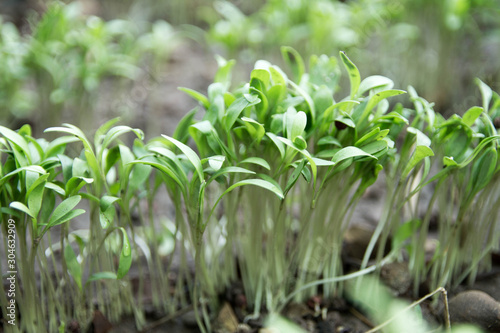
top-left (0, 2), bottom-right (182, 134)
top-left (1, 39), bottom-right (500, 332)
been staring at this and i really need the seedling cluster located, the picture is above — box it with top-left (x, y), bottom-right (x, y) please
top-left (1, 42), bottom-right (499, 333)
top-left (0, 2), bottom-right (180, 132)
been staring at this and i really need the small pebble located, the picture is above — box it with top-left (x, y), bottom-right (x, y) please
top-left (237, 323), bottom-right (252, 332)
top-left (316, 320), bottom-right (336, 333)
top-left (380, 262), bottom-right (412, 295)
top-left (181, 310), bottom-right (198, 328)
top-left (447, 290), bottom-right (500, 331)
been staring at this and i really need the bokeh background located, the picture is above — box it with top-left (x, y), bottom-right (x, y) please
top-left (1, 0), bottom-right (499, 137)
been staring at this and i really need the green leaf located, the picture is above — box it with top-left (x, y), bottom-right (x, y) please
top-left (476, 78), bottom-right (492, 113)
top-left (45, 182), bottom-right (66, 197)
top-left (281, 46), bottom-right (305, 82)
top-left (323, 101), bottom-right (360, 122)
top-left (162, 135), bottom-right (204, 182)
top-left (207, 166), bottom-right (255, 184)
top-left (189, 120), bottom-right (224, 156)
top-left (360, 140), bottom-right (389, 157)
top-left (471, 147), bottom-right (497, 193)
top-left (278, 136), bottom-right (318, 188)
top-left (443, 156), bottom-right (458, 167)
top-left (359, 89), bottom-right (407, 123)
top-left (250, 69), bottom-right (270, 90)
top-left (355, 127), bottom-right (381, 147)
top-left (45, 136), bottom-right (79, 158)
top-left (293, 136), bottom-right (307, 150)
top-left (128, 163), bottom-right (152, 192)
top-left (46, 209), bottom-right (85, 228)
top-left (99, 196), bottom-right (120, 229)
top-left (173, 107), bottom-right (198, 143)
top-left (72, 158), bottom-right (89, 178)
top-left (99, 126), bottom-right (144, 155)
top-left (27, 174), bottom-right (49, 218)
top-left (331, 146), bottom-right (376, 164)
top-left (48, 196), bottom-right (82, 227)
top-left (0, 166), bottom-right (46, 187)
top-left (26, 172), bottom-right (49, 198)
top-left (392, 219), bottom-right (422, 250)
top-left (462, 106), bottom-right (483, 127)
top-left (375, 111), bottom-right (409, 125)
top-left (117, 227), bottom-right (132, 279)
top-left (10, 202), bottom-right (34, 218)
top-left (214, 55), bottom-right (236, 88)
top-left (267, 84), bottom-right (287, 111)
top-left (266, 133), bottom-right (285, 159)
top-left (118, 144), bottom-right (135, 167)
top-left (311, 157), bottom-right (336, 166)
top-left (340, 51), bottom-right (360, 100)
top-left (407, 127), bottom-right (431, 147)
top-left (313, 86), bottom-right (335, 115)
top-left (265, 313), bottom-right (307, 333)
top-left (239, 157), bottom-right (271, 170)
top-left (95, 119), bottom-right (122, 144)
top-left (86, 272), bottom-right (117, 283)
top-left (223, 178), bottom-right (284, 199)
top-left (66, 177), bottom-right (94, 197)
top-left (318, 136), bottom-right (341, 147)
top-left (269, 66), bottom-right (287, 86)
top-left (58, 154), bottom-right (74, 183)
top-left (45, 124), bottom-right (93, 155)
top-left (284, 159), bottom-right (307, 195)
top-left (207, 155), bottom-right (225, 171)
top-left (241, 117), bottom-right (266, 143)
top-left (290, 111), bottom-right (307, 140)
top-left (178, 87), bottom-right (210, 109)
top-left (64, 245), bottom-right (82, 291)
top-left (288, 81), bottom-right (316, 124)
top-left (402, 146), bottom-right (435, 178)
top-left (84, 149), bottom-right (100, 181)
top-left (357, 75), bottom-right (394, 97)
top-left (250, 87), bottom-right (269, 123)
top-left (128, 159), bottom-right (185, 191)
top-left (0, 125), bottom-right (32, 163)
top-left (334, 115), bottom-right (356, 129)
top-left (39, 191), bottom-right (56, 225)
top-left (457, 135), bottom-right (500, 168)
top-left (223, 94), bottom-right (261, 132)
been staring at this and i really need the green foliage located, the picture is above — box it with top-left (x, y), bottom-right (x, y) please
top-left (0, 2), bottom-right (181, 131)
top-left (204, 0), bottom-right (500, 121)
top-left (1, 47), bottom-right (500, 333)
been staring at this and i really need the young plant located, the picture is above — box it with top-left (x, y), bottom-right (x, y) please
top-left (404, 80), bottom-right (500, 293)
top-left (0, 124), bottom-right (86, 332)
top-left (165, 48), bottom-right (408, 331)
top-left (1, 2), bottom-right (183, 134)
top-left (44, 120), bottom-right (144, 325)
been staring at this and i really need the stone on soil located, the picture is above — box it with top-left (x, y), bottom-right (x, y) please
top-left (447, 290), bottom-right (500, 331)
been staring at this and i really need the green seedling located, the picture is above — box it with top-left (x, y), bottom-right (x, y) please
top-left (0, 125), bottom-right (87, 332)
top-left (170, 48), bottom-right (407, 330)
top-left (0, 2), bottom-right (183, 134)
top-left (1, 44), bottom-right (500, 333)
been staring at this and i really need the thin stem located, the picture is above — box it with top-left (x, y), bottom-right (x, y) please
top-left (364, 287), bottom-right (450, 333)
top-left (278, 253), bottom-right (395, 313)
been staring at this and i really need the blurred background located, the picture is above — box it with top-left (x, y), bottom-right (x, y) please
top-left (0, 0), bottom-right (499, 137)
